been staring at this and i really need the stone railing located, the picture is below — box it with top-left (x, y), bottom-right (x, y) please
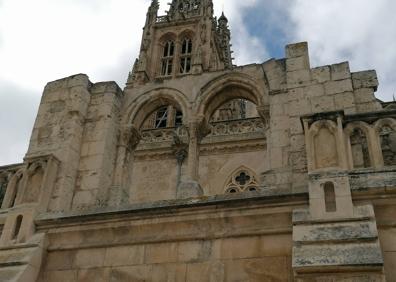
top-left (156, 16), bottom-right (168, 23)
top-left (207, 118), bottom-right (266, 137)
top-left (140, 127), bottom-right (188, 145)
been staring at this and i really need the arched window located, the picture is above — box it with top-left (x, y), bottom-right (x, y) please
top-left (12, 215), bottom-right (23, 240)
top-left (350, 128), bottom-right (371, 168)
top-left (324, 182), bottom-right (336, 212)
top-left (142, 105), bottom-right (184, 130)
top-left (161, 41), bottom-right (175, 76)
top-left (180, 38), bottom-right (192, 74)
top-left (225, 169), bottom-right (259, 194)
top-left (379, 125), bottom-right (396, 166)
top-left (210, 99), bottom-right (258, 122)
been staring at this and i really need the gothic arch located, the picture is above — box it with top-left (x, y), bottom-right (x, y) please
top-left (178, 29), bottom-right (195, 41)
top-left (2, 168), bottom-right (25, 209)
top-left (344, 121), bottom-right (374, 169)
top-left (373, 118), bottom-right (396, 133)
top-left (159, 32), bottom-right (177, 44)
top-left (124, 87), bottom-right (191, 129)
top-left (308, 120), bottom-right (340, 170)
top-left (195, 73), bottom-right (267, 123)
top-left (223, 166), bottom-right (259, 194)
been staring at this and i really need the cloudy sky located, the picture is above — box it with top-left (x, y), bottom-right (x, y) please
top-left (0, 0), bottom-right (395, 165)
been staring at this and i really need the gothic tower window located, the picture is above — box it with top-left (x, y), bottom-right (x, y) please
top-left (180, 38), bottom-right (192, 74)
top-left (379, 125), bottom-right (396, 166)
top-left (155, 107), bottom-right (169, 128)
top-left (161, 41), bottom-right (175, 76)
top-left (350, 128), bottom-right (371, 168)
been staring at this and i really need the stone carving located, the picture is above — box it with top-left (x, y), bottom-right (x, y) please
top-left (224, 168), bottom-right (259, 194)
top-left (350, 128), bottom-right (371, 168)
top-left (207, 117), bottom-right (265, 137)
top-left (379, 125), bottom-right (396, 166)
top-left (140, 126), bottom-right (188, 144)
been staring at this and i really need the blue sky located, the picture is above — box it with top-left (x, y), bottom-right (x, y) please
top-left (0, 0), bottom-right (395, 165)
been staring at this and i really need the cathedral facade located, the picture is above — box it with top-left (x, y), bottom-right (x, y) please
top-left (0, 0), bottom-right (395, 281)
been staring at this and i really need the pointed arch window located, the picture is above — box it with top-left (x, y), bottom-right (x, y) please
top-left (161, 41), bottom-right (175, 76)
top-left (180, 38), bottom-right (192, 74)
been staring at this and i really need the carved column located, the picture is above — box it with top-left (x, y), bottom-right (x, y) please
top-left (187, 121), bottom-right (200, 181)
top-left (110, 126), bottom-right (140, 206)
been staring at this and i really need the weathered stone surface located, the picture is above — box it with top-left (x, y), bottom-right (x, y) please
top-left (0, 2), bottom-right (395, 282)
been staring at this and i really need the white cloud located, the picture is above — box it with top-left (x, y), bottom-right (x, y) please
top-left (288, 0), bottom-right (396, 101)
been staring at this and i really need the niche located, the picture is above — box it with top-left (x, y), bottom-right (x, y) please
top-left (24, 164), bottom-right (45, 203)
top-left (12, 215), bottom-right (23, 240)
top-left (350, 128), bottom-right (371, 168)
top-left (324, 182), bottom-right (337, 212)
top-left (314, 126), bottom-right (338, 169)
top-left (379, 125), bottom-right (396, 166)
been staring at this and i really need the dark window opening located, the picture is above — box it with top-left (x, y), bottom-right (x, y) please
top-left (155, 107), bottom-right (168, 128)
top-left (12, 215), bottom-right (23, 240)
top-left (324, 182), bottom-right (337, 212)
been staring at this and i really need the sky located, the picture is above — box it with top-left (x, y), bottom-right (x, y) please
top-left (0, 0), bottom-right (395, 165)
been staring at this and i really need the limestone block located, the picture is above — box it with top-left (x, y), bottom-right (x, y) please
top-left (72, 248), bottom-right (106, 269)
top-left (290, 117), bottom-right (304, 135)
top-left (293, 242), bottom-right (383, 268)
top-left (286, 56), bottom-right (310, 72)
top-left (352, 70), bottom-right (378, 90)
top-left (110, 265), bottom-right (152, 282)
top-left (312, 66), bottom-right (331, 83)
top-left (354, 87), bottom-right (377, 103)
top-left (186, 261), bottom-right (224, 282)
top-left (304, 84), bottom-right (325, 98)
top-left (334, 92), bottom-right (355, 110)
top-left (271, 130), bottom-right (290, 147)
top-left (151, 263), bottom-right (188, 282)
top-left (290, 134), bottom-right (305, 152)
top-left (384, 251), bottom-right (396, 282)
top-left (77, 268), bottom-right (110, 282)
top-left (287, 69), bottom-right (312, 88)
top-left (288, 87), bottom-right (305, 101)
top-left (177, 241), bottom-right (212, 262)
top-left (224, 257), bottom-right (290, 282)
top-left (293, 221), bottom-right (378, 243)
top-left (46, 251), bottom-right (74, 271)
top-left (331, 62), bottom-right (351, 81)
top-left (219, 236), bottom-right (261, 259)
top-left (44, 270), bottom-right (77, 282)
top-left (286, 42), bottom-right (309, 58)
top-left (144, 242), bottom-right (178, 264)
top-left (324, 79), bottom-right (353, 95)
top-left (356, 102), bottom-right (383, 113)
top-left (288, 98), bottom-right (311, 116)
top-left (104, 245), bottom-right (145, 267)
top-left (311, 95), bottom-right (335, 113)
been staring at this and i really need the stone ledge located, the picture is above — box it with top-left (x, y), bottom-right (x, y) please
top-left (293, 242), bottom-right (383, 268)
top-left (35, 191), bottom-right (308, 227)
top-left (293, 221), bottom-right (378, 244)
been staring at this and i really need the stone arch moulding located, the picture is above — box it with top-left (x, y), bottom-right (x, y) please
top-left (195, 72), bottom-right (268, 124)
top-left (178, 29), bottom-right (196, 41)
top-left (1, 168), bottom-right (25, 209)
top-left (344, 121), bottom-right (375, 169)
top-left (374, 118), bottom-right (396, 167)
top-left (159, 32), bottom-right (177, 45)
top-left (124, 87), bottom-right (191, 129)
top-left (223, 165), bottom-right (259, 194)
top-left (308, 120), bottom-right (340, 171)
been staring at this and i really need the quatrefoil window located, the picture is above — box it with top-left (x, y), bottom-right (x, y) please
top-left (225, 169), bottom-right (259, 194)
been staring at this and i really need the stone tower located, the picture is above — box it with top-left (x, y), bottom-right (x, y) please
top-left (0, 1), bottom-right (395, 281)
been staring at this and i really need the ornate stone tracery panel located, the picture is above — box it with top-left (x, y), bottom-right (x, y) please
top-left (224, 167), bottom-right (259, 194)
